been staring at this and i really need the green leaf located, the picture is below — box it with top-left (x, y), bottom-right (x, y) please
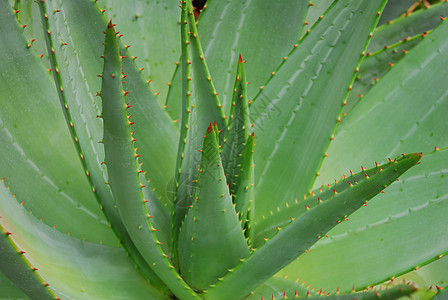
top-left (165, 61), bottom-right (182, 125)
top-left (245, 276), bottom-right (317, 299)
top-left (37, 1), bottom-right (173, 290)
top-left (15, 0), bottom-right (50, 70)
top-left (249, 0), bottom-right (387, 228)
top-left (344, 33), bottom-right (423, 117)
top-left (222, 55), bottom-right (250, 194)
top-left (0, 271), bottom-right (30, 300)
top-left (167, 0), bottom-right (309, 121)
top-left (317, 17), bottom-right (448, 187)
top-left (178, 124), bottom-right (249, 291)
top-left (319, 284), bottom-right (415, 299)
top-left (300, 0), bottom-right (332, 39)
top-left (100, 21), bottom-right (199, 300)
top-left (377, 0), bottom-right (416, 26)
top-left (0, 185), bottom-right (54, 300)
top-left (280, 149), bottom-right (448, 293)
top-left (204, 153), bottom-right (421, 300)
top-left (171, 0), bottom-right (226, 264)
top-left (368, 1), bottom-right (448, 53)
top-left (119, 45), bottom-right (179, 214)
top-left (221, 55), bottom-right (254, 230)
top-left (432, 288), bottom-right (448, 300)
top-left (39, 0), bottom-right (117, 227)
top-left (97, 0), bottom-right (181, 103)
top-left (0, 179), bottom-right (166, 299)
top-left (247, 278), bottom-right (414, 300)
top-left (235, 133), bottom-right (255, 237)
top-left (253, 154), bottom-right (411, 247)
top-left (0, 0), bottom-right (115, 244)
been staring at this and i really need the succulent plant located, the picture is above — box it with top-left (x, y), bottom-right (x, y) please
top-left (1, 0), bottom-right (447, 299)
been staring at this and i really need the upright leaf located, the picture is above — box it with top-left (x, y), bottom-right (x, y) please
top-left (249, 0), bottom-right (387, 227)
top-left (101, 21), bottom-right (200, 300)
top-left (221, 55), bottom-right (254, 228)
top-left (166, 0), bottom-right (309, 121)
top-left (119, 46), bottom-right (179, 213)
top-left (171, 0), bottom-right (226, 263)
top-left (178, 124), bottom-right (249, 291)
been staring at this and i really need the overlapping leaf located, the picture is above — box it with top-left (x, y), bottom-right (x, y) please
top-left (249, 0), bottom-right (387, 227)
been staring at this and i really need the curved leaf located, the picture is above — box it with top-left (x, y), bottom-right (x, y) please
top-left (249, 0), bottom-right (387, 227)
top-left (0, 179), bottom-right (166, 299)
top-left (101, 22), bottom-right (199, 300)
top-left (0, 0), bottom-right (115, 244)
top-left (281, 149), bottom-right (448, 292)
top-left (204, 153), bottom-right (421, 300)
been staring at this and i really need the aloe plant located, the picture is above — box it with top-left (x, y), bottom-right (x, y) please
top-left (1, 0), bottom-right (447, 299)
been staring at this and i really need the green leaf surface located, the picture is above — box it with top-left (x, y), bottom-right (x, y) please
top-left (97, 0), bottom-right (181, 103)
top-left (200, 0), bottom-right (309, 117)
top-left (0, 0), bottom-right (115, 244)
top-left (368, 1), bottom-right (448, 53)
top-left (344, 33), bottom-right (423, 116)
top-left (280, 149), bottom-right (448, 293)
top-left (100, 22), bottom-right (199, 300)
top-left (119, 44), bottom-right (179, 214)
top-left (165, 61), bottom-right (182, 125)
top-left (301, 0), bottom-right (332, 39)
top-left (204, 153), bottom-right (421, 300)
top-left (39, 0), bottom-right (116, 228)
top-left (178, 124), bottom-right (249, 291)
top-left (384, 255), bottom-right (448, 299)
top-left (432, 288), bottom-right (448, 300)
top-left (0, 179), bottom-right (166, 299)
top-left (172, 1), bottom-right (227, 263)
top-left (0, 270), bottom-right (30, 300)
top-left (0, 186), bottom-right (55, 300)
top-left (318, 17), bottom-right (448, 187)
top-left (221, 56), bottom-right (253, 226)
top-left (377, 0), bottom-right (416, 26)
top-left (36, 4), bottom-right (169, 289)
top-left (249, 0), bottom-right (387, 227)
top-left (167, 0), bottom-right (309, 121)
top-left (15, 0), bottom-right (50, 70)
top-left (245, 276), bottom-right (318, 299)
top-left (38, 3), bottom-right (176, 289)
top-left (318, 285), bottom-right (415, 299)
top-left (253, 154), bottom-right (413, 247)
top-left (235, 133), bottom-right (255, 236)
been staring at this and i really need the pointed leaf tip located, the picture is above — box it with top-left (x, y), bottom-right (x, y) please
top-left (207, 123), bottom-right (214, 133)
top-left (238, 54), bottom-right (243, 64)
top-left (107, 20), bottom-right (114, 29)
